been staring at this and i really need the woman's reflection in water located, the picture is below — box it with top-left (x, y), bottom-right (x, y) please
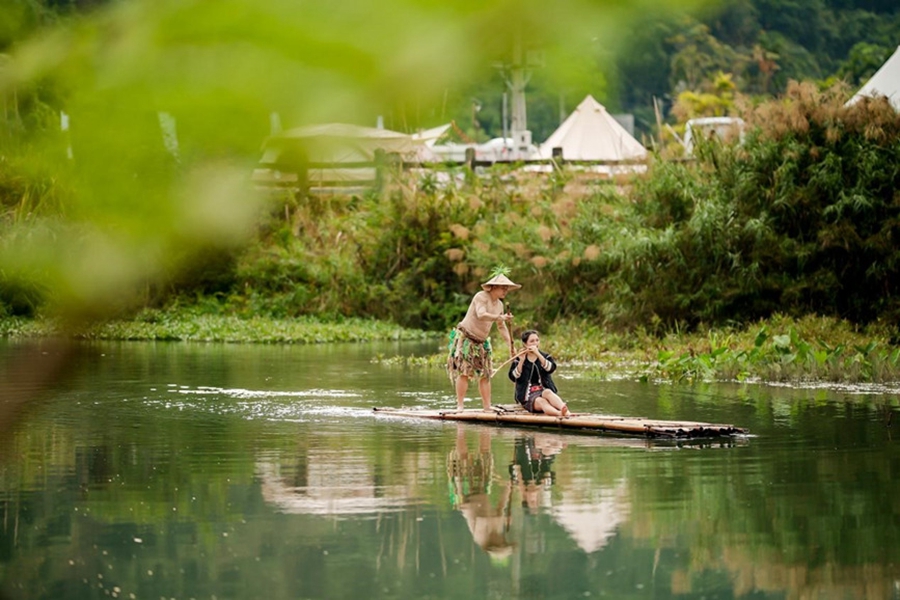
top-left (509, 433), bottom-right (566, 513)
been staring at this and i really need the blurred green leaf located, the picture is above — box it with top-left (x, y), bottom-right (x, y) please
top-left (0, 0), bottom-right (704, 326)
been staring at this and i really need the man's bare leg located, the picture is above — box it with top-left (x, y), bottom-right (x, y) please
top-left (455, 375), bottom-right (469, 411)
top-left (478, 376), bottom-right (492, 411)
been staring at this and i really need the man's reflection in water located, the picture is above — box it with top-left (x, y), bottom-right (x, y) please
top-left (447, 425), bottom-right (515, 560)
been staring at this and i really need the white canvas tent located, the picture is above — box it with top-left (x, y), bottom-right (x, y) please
top-left (847, 45), bottom-right (900, 111)
top-left (260, 122), bottom-right (424, 164)
top-left (411, 123), bottom-right (451, 147)
top-left (254, 122), bottom-right (427, 189)
top-left (538, 95), bottom-right (648, 162)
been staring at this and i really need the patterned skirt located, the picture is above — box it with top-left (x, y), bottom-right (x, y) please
top-left (447, 326), bottom-right (493, 382)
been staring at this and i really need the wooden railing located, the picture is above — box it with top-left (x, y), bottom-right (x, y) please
top-left (253, 147), bottom-right (649, 193)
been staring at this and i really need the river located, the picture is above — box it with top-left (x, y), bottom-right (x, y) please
top-left (1, 339), bottom-right (899, 599)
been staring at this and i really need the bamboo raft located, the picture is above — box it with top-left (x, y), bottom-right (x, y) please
top-left (373, 404), bottom-right (749, 439)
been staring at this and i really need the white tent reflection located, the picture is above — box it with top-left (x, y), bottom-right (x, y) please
top-left (550, 479), bottom-right (631, 554)
top-left (257, 450), bottom-right (421, 516)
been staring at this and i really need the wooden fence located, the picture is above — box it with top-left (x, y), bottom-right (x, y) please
top-left (252, 147), bottom-right (648, 195)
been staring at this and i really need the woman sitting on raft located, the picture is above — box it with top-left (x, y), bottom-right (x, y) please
top-left (508, 330), bottom-right (570, 417)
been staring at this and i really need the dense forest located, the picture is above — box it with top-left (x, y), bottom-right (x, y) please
top-left (396, 0), bottom-right (900, 141)
top-left (3, 0), bottom-right (899, 138)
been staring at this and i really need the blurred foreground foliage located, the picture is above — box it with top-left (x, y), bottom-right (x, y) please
top-left (1, 0), bottom-right (701, 329)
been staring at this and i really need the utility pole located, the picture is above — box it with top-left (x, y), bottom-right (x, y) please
top-left (505, 33), bottom-right (533, 160)
top-left (502, 92), bottom-right (508, 143)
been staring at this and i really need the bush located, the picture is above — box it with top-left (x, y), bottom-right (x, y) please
top-left (0, 277), bottom-right (46, 318)
top-left (588, 83), bottom-right (900, 333)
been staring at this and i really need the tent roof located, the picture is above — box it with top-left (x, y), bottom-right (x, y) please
top-left (262, 122), bottom-right (423, 160)
top-left (411, 123), bottom-right (452, 147)
top-left (538, 95), bottom-right (647, 161)
top-left (847, 45), bottom-right (900, 110)
top-left (278, 122), bottom-right (411, 141)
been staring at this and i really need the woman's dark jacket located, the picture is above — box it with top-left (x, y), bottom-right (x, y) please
top-left (508, 351), bottom-right (558, 404)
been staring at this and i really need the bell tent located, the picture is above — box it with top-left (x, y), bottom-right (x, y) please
top-left (538, 95), bottom-right (647, 162)
top-left (847, 45), bottom-right (900, 111)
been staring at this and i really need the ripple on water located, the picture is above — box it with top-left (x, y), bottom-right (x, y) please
top-left (144, 384), bottom-right (377, 423)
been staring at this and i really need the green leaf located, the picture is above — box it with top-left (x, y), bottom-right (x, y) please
top-left (773, 334), bottom-right (791, 351)
top-left (754, 329), bottom-right (768, 348)
top-left (489, 265), bottom-right (512, 279)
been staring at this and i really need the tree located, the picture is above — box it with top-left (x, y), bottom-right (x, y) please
top-left (671, 71), bottom-right (739, 121)
top-left (668, 20), bottom-right (744, 93)
top-left (837, 41), bottom-right (893, 85)
top-left (749, 43), bottom-right (780, 94)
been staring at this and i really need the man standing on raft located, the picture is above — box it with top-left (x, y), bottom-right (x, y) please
top-left (447, 271), bottom-right (520, 412)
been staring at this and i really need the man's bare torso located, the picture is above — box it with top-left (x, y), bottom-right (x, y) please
top-left (458, 291), bottom-right (502, 341)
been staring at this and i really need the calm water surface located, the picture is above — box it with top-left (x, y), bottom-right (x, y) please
top-left (1, 339), bottom-right (899, 600)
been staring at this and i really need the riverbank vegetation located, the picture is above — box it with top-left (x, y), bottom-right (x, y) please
top-left (3, 309), bottom-right (897, 385)
top-left (138, 84), bottom-right (900, 338)
top-left (4, 84), bottom-right (900, 384)
top-left (373, 314), bottom-right (900, 385)
top-left (0, 308), bottom-right (432, 344)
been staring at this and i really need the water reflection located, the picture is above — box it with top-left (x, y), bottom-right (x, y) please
top-left (448, 426), bottom-right (514, 560)
top-left (509, 433), bottom-right (563, 515)
top-left (2, 340), bottom-right (900, 600)
top-left (550, 471), bottom-right (630, 554)
top-left (447, 425), bottom-right (636, 565)
top-left (258, 450), bottom-right (420, 516)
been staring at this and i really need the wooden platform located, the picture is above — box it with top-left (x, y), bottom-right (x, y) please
top-left (373, 405), bottom-right (749, 439)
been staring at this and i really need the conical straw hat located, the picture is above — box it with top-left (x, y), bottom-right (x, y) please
top-left (481, 274), bottom-right (521, 291)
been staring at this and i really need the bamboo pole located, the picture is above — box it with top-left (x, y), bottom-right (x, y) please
top-left (490, 347), bottom-right (528, 378)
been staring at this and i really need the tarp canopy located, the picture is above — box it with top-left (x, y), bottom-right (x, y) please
top-left (411, 123), bottom-right (452, 147)
top-left (847, 45), bottom-right (900, 111)
top-left (256, 122), bottom-right (429, 186)
top-left (261, 122), bottom-right (423, 164)
top-left (538, 95), bottom-right (647, 161)
top-left (683, 116), bottom-right (745, 156)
